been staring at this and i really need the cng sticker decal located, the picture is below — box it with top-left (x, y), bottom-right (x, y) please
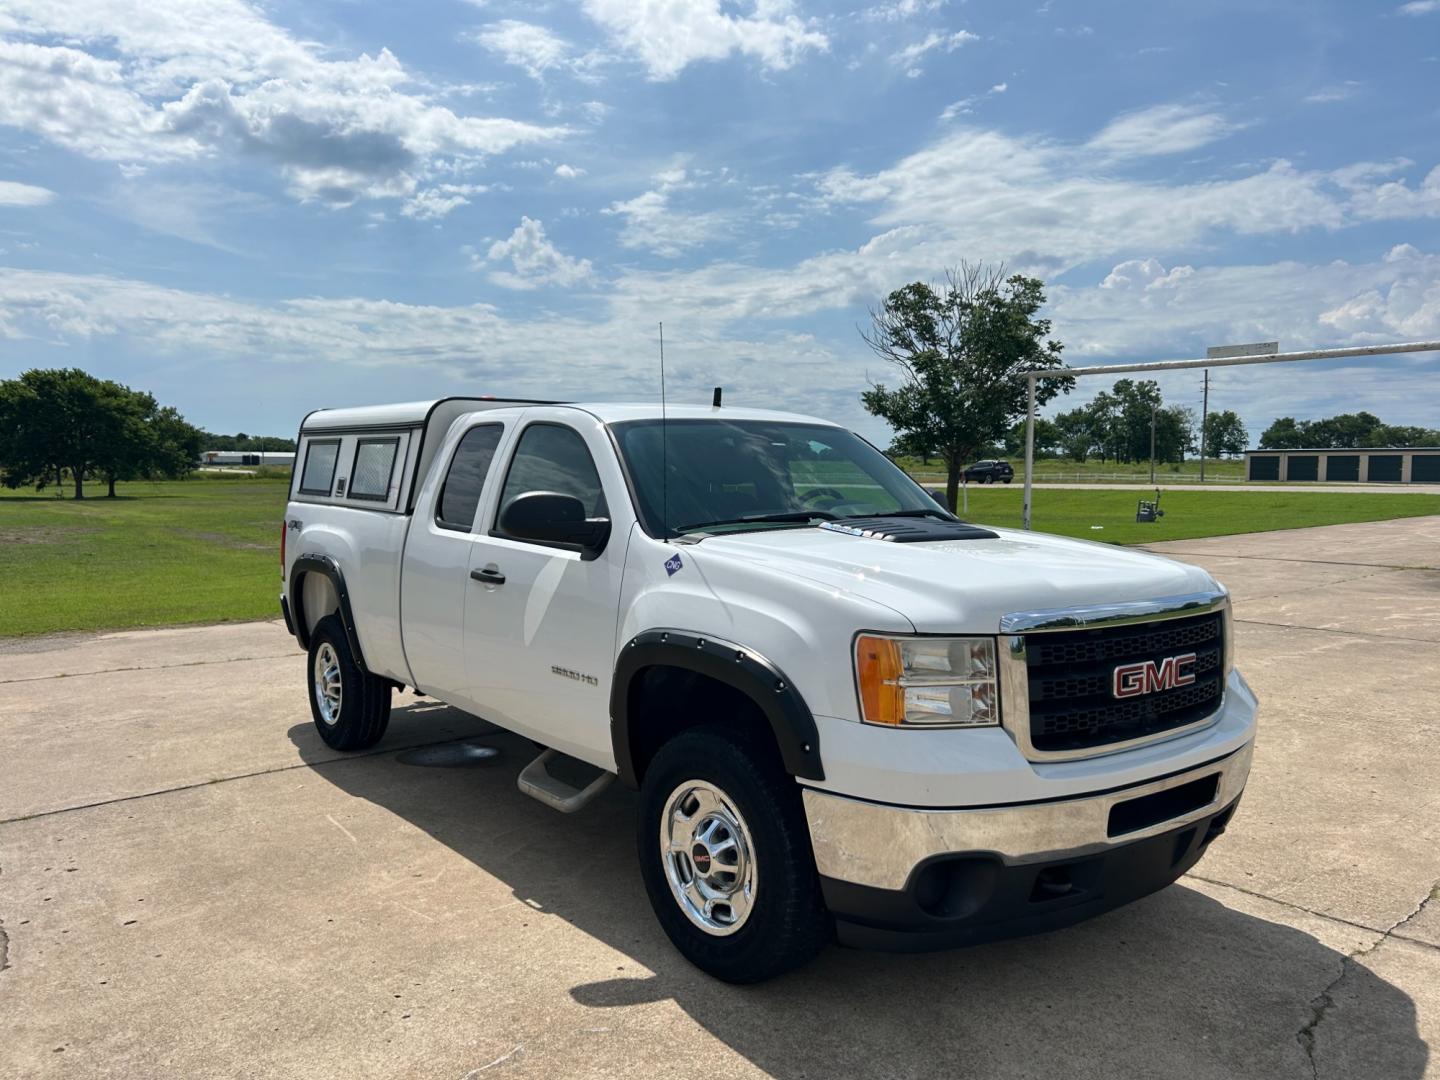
top-left (664, 553), bottom-right (684, 577)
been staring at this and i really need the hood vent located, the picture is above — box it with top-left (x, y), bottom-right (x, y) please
top-left (819, 518), bottom-right (999, 543)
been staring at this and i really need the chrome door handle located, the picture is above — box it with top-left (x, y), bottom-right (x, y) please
top-left (470, 566), bottom-right (506, 585)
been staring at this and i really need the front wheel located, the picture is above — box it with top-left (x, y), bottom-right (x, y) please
top-left (637, 725), bottom-right (830, 983)
top-left (306, 614), bottom-right (391, 750)
top-left (1002, 476), bottom-right (1012, 484)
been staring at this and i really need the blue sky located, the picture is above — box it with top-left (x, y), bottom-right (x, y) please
top-left (0, 0), bottom-right (1437, 444)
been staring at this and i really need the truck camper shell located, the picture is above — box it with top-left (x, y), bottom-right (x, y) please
top-left (293, 397), bottom-right (558, 513)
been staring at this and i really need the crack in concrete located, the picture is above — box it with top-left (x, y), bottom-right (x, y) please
top-left (1295, 876), bottom-right (1440, 1079)
top-left (0, 732), bottom-right (501, 825)
top-left (1234, 617), bottom-right (1439, 646)
top-left (0, 652), bottom-right (299, 687)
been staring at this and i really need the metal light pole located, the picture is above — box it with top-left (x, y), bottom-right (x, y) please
top-left (1022, 374), bottom-right (1035, 532)
top-left (1149, 404), bottom-right (1158, 485)
top-left (1199, 369), bottom-right (1209, 483)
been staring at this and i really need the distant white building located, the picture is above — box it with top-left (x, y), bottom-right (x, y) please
top-left (200, 450), bottom-right (296, 467)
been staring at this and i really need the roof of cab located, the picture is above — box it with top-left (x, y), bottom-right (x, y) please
top-left (300, 398), bottom-right (838, 432)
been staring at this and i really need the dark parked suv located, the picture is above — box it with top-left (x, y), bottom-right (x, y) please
top-left (963, 459), bottom-right (1014, 484)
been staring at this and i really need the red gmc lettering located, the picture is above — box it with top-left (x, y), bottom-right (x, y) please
top-left (1112, 652), bottom-right (1198, 698)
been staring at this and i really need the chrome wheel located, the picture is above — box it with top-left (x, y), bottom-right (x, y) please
top-left (313, 642), bottom-right (343, 726)
top-left (660, 780), bottom-right (757, 936)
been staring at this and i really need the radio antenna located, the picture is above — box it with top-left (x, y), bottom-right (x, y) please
top-left (659, 321), bottom-right (669, 538)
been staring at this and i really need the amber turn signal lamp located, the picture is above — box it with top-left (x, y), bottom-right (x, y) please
top-left (855, 635), bottom-right (905, 725)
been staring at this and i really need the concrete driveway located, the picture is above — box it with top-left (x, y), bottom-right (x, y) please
top-left (2, 516), bottom-right (1438, 1079)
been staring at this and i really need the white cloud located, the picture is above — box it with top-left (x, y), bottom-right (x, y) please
top-left (466, 19), bottom-right (606, 82)
top-left (469, 20), bottom-right (572, 79)
top-left (940, 80), bottom-right (1005, 121)
top-left (554, 163), bottom-right (586, 179)
top-left (1304, 81), bottom-right (1362, 104)
top-left (402, 184), bottom-right (488, 220)
top-left (0, 0), bottom-right (566, 207)
top-left (0, 180), bottom-right (56, 206)
top-left (1399, 1), bottom-right (1440, 14)
top-left (483, 216), bottom-right (594, 289)
top-left (891, 30), bottom-right (978, 77)
top-left (580, 0), bottom-right (827, 81)
top-left (863, 0), bottom-right (947, 21)
top-left (1047, 250), bottom-right (1440, 369)
top-left (603, 168), bottom-right (729, 256)
top-left (1087, 103), bottom-right (1238, 158)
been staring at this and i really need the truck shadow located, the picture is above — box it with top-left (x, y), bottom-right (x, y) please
top-left (290, 710), bottom-right (1427, 1080)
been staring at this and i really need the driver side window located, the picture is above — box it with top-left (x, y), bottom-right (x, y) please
top-left (497, 423), bottom-right (608, 523)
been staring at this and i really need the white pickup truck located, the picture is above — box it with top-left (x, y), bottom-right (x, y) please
top-left (280, 397), bottom-right (1257, 983)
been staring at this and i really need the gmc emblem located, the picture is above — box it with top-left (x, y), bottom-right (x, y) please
top-left (1113, 653), bottom-right (1197, 698)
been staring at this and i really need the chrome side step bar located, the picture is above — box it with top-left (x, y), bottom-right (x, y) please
top-left (517, 749), bottom-right (615, 813)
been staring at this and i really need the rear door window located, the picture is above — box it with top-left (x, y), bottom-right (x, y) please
top-left (437, 424), bottom-right (504, 531)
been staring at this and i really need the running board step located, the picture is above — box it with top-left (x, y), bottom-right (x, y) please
top-left (517, 749), bottom-right (615, 813)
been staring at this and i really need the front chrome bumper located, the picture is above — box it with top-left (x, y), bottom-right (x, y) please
top-left (803, 740), bottom-right (1253, 892)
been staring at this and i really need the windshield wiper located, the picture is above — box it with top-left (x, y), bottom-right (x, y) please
top-left (845, 508), bottom-right (956, 521)
top-left (675, 510), bottom-right (838, 534)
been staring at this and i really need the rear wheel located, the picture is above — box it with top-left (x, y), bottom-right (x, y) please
top-left (306, 614), bottom-right (391, 750)
top-left (637, 724), bottom-right (830, 983)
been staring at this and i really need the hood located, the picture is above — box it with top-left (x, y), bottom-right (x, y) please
top-left (691, 524), bottom-right (1218, 633)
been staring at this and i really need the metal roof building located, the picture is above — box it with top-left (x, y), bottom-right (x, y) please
top-left (1244, 447), bottom-right (1440, 483)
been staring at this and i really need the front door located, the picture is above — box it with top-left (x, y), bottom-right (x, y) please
top-left (400, 420), bottom-right (508, 704)
top-left (463, 417), bottom-right (627, 768)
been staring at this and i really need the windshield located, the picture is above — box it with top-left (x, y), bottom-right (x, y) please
top-left (612, 418), bottom-right (949, 538)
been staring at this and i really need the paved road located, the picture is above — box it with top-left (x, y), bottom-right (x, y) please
top-left (925, 481), bottom-right (1440, 494)
top-left (2, 517), bottom-right (1438, 1078)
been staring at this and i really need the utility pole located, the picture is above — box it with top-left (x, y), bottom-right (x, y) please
top-left (1149, 404), bottom-right (1158, 485)
top-left (1199, 369), bottom-right (1209, 483)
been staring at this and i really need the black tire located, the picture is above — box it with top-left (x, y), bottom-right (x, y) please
top-left (1002, 476), bottom-right (1012, 484)
top-left (306, 614), bottom-right (391, 751)
top-left (636, 724), bottom-right (830, 983)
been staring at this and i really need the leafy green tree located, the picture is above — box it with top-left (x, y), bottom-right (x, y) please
top-left (1202, 410), bottom-right (1249, 458)
top-left (1258, 416), bottom-right (1304, 449)
top-left (0, 369), bottom-right (111, 498)
top-left (0, 369), bottom-right (208, 497)
top-left (861, 264), bottom-right (1071, 511)
top-left (1259, 411), bottom-right (1438, 449)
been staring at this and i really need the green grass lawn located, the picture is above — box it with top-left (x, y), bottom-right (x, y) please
top-left (0, 477), bottom-right (287, 637)
top-left (1, 477), bottom-right (1437, 637)
top-left (957, 487), bottom-right (1440, 546)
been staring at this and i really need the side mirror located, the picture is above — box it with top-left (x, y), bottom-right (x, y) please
top-left (499, 491), bottom-right (611, 558)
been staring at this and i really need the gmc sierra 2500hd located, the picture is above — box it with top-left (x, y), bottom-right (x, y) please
top-left (280, 397), bottom-right (1256, 983)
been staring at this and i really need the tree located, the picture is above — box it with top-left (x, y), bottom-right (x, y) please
top-left (1203, 410), bottom-right (1249, 458)
top-left (0, 369), bottom-right (111, 498)
top-left (1258, 411), bottom-right (1438, 450)
top-left (0, 369), bottom-right (207, 498)
top-left (861, 264), bottom-right (1071, 511)
top-left (1259, 416), bottom-right (1305, 449)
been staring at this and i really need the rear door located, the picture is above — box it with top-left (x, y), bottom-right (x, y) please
top-left (461, 411), bottom-right (630, 767)
top-left (400, 419), bottom-right (510, 704)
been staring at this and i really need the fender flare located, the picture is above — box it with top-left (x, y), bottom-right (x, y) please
top-left (288, 553), bottom-right (369, 672)
top-left (610, 629), bottom-right (824, 788)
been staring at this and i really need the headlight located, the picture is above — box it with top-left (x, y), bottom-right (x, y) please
top-left (854, 635), bottom-right (999, 727)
